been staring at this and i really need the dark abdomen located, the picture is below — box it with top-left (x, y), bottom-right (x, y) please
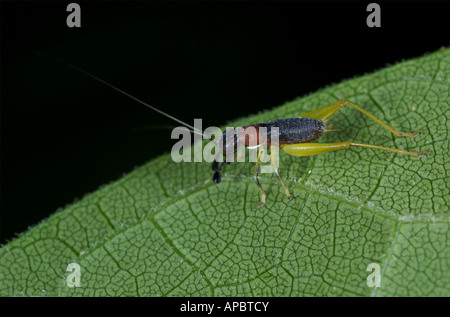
top-left (261, 117), bottom-right (325, 145)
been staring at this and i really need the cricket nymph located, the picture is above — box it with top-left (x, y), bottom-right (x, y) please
top-left (211, 117), bottom-right (326, 184)
top-left (58, 58), bottom-right (427, 206)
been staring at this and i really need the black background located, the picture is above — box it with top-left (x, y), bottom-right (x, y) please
top-left (1, 1), bottom-right (449, 243)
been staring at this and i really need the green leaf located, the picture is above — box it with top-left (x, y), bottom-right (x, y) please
top-left (1, 48), bottom-right (449, 297)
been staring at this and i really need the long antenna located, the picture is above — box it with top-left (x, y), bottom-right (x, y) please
top-left (49, 56), bottom-right (206, 138)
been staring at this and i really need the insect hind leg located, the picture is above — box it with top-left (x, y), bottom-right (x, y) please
top-left (299, 99), bottom-right (423, 137)
top-left (282, 141), bottom-right (429, 157)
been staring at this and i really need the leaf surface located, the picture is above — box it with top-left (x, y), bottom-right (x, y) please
top-left (1, 49), bottom-right (449, 296)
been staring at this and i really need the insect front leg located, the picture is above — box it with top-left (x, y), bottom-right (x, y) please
top-left (299, 99), bottom-right (423, 137)
top-left (282, 142), bottom-right (429, 157)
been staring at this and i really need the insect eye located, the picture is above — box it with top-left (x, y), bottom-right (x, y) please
top-left (213, 171), bottom-right (221, 184)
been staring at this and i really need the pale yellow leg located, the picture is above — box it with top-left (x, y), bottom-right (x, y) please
top-left (253, 147), bottom-right (266, 206)
top-left (282, 142), bottom-right (429, 157)
top-left (270, 146), bottom-right (292, 200)
top-left (299, 99), bottom-right (422, 137)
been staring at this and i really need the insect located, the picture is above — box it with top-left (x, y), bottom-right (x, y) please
top-left (211, 99), bottom-right (427, 205)
top-left (59, 59), bottom-right (428, 205)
